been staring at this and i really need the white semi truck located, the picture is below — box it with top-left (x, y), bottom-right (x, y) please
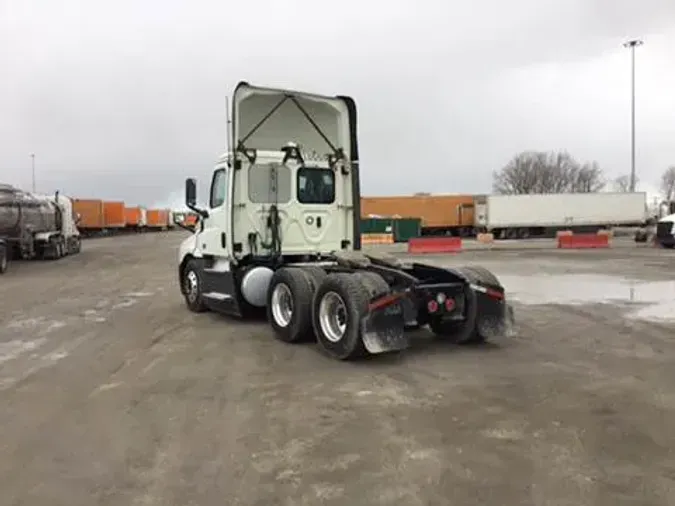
top-left (474, 192), bottom-right (647, 239)
top-left (176, 82), bottom-right (514, 361)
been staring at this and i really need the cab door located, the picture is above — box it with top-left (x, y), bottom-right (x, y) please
top-left (199, 167), bottom-right (230, 259)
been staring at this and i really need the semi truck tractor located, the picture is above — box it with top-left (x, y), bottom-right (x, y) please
top-left (655, 213), bottom-right (675, 248)
top-left (0, 184), bottom-right (81, 263)
top-left (176, 81), bottom-right (514, 361)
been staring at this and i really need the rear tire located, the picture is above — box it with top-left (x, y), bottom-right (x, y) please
top-left (301, 265), bottom-right (327, 290)
top-left (460, 266), bottom-right (502, 288)
top-left (267, 267), bottom-right (315, 343)
top-left (0, 245), bottom-right (7, 274)
top-left (182, 259), bottom-right (208, 313)
top-left (312, 273), bottom-right (369, 360)
top-left (429, 285), bottom-right (481, 344)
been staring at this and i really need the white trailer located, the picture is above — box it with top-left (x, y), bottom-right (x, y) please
top-left (474, 192), bottom-right (647, 239)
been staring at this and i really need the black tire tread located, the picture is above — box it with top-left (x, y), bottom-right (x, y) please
top-left (0, 245), bottom-right (7, 274)
top-left (428, 284), bottom-right (481, 344)
top-left (267, 267), bottom-right (315, 343)
top-left (312, 273), bottom-right (369, 360)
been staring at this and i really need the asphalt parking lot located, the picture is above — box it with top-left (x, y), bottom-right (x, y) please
top-left (1, 232), bottom-right (674, 506)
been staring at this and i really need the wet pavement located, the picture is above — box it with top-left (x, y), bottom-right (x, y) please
top-left (497, 274), bottom-right (675, 322)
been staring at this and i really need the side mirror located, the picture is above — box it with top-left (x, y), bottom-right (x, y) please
top-left (184, 177), bottom-right (209, 219)
top-left (185, 178), bottom-right (197, 207)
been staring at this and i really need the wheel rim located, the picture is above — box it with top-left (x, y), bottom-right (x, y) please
top-left (185, 270), bottom-right (199, 303)
top-left (271, 283), bottom-right (293, 327)
top-left (319, 291), bottom-right (348, 343)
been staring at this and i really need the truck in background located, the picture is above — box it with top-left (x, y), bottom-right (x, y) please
top-left (474, 192), bottom-right (647, 239)
top-left (0, 184), bottom-right (81, 262)
top-left (655, 212), bottom-right (675, 249)
top-left (0, 237), bottom-right (8, 274)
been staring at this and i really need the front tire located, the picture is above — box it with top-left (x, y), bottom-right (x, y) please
top-left (267, 267), bottom-right (315, 343)
top-left (312, 273), bottom-right (369, 360)
top-left (182, 259), bottom-right (207, 313)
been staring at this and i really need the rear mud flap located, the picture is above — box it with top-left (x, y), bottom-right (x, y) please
top-left (360, 302), bottom-right (409, 354)
top-left (476, 303), bottom-right (516, 339)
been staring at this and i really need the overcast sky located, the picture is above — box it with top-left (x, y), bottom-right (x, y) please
top-left (2, 0), bottom-right (674, 209)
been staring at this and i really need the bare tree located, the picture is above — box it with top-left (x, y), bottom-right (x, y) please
top-left (493, 151), bottom-right (605, 195)
top-left (612, 174), bottom-right (639, 192)
top-left (661, 166), bottom-right (675, 201)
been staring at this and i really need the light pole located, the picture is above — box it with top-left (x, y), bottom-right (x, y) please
top-left (30, 153), bottom-right (36, 193)
top-left (623, 39), bottom-right (643, 193)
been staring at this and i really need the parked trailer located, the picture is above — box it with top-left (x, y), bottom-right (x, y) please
top-left (73, 199), bottom-right (105, 236)
top-left (147, 209), bottom-right (170, 230)
top-left (103, 201), bottom-right (126, 232)
top-left (475, 192), bottom-right (647, 239)
top-left (361, 194), bottom-right (475, 236)
top-left (124, 206), bottom-right (142, 230)
top-left (177, 82), bottom-right (514, 362)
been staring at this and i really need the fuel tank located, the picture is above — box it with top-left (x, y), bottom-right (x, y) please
top-left (0, 184), bottom-right (59, 238)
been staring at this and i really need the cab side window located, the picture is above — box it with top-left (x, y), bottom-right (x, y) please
top-left (210, 168), bottom-right (228, 208)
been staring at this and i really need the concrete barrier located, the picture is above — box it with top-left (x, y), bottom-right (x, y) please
top-left (557, 233), bottom-right (610, 249)
top-left (476, 233), bottom-right (494, 244)
top-left (408, 236), bottom-right (462, 254)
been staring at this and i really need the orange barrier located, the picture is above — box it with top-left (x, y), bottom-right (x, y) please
top-left (361, 233), bottom-right (394, 245)
top-left (557, 233), bottom-right (610, 249)
top-left (477, 233), bottom-right (494, 244)
top-left (408, 236), bottom-right (462, 254)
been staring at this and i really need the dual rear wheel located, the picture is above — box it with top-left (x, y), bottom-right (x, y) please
top-left (267, 268), bottom-right (380, 360)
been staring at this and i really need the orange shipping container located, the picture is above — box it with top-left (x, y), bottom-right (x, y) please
top-left (124, 207), bottom-right (141, 226)
top-left (146, 209), bottom-right (169, 228)
top-left (103, 201), bottom-right (126, 228)
top-left (361, 195), bottom-right (475, 229)
top-left (185, 213), bottom-right (198, 227)
top-left (72, 199), bottom-right (105, 229)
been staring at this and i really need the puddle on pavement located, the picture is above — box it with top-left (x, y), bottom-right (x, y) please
top-left (498, 274), bottom-right (675, 322)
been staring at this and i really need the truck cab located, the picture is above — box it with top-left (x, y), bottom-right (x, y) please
top-left (656, 213), bottom-right (675, 248)
top-left (178, 81), bottom-right (360, 316)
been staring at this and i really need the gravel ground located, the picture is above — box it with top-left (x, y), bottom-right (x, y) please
top-left (1, 232), bottom-right (674, 506)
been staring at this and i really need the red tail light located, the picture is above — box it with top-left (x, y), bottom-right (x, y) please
top-left (444, 298), bottom-right (455, 311)
top-left (427, 300), bottom-right (439, 313)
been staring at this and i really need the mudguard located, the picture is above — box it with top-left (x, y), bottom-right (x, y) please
top-left (354, 272), bottom-right (409, 354)
top-left (452, 266), bottom-right (515, 339)
top-left (361, 296), bottom-right (409, 354)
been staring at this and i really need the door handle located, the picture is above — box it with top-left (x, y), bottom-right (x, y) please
top-left (221, 232), bottom-right (227, 247)
top-left (316, 216), bottom-right (322, 228)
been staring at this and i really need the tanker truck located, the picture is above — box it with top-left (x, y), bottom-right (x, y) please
top-left (0, 184), bottom-right (81, 264)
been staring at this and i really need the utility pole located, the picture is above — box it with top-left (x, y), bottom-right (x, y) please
top-left (30, 153), bottom-right (36, 193)
top-left (623, 39), bottom-right (643, 193)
